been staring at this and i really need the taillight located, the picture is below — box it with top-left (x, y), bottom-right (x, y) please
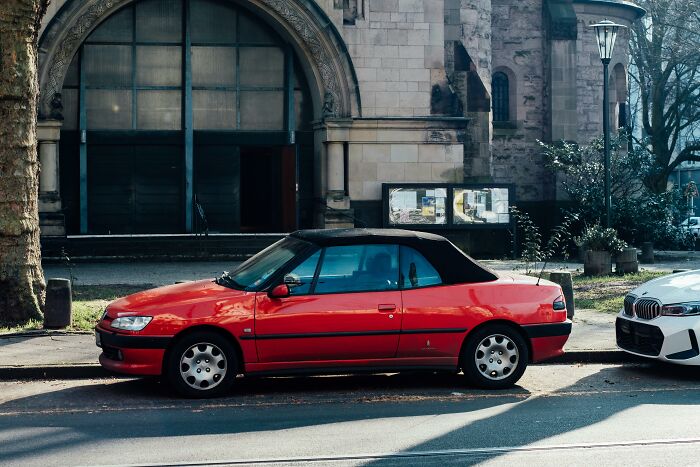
top-left (553, 295), bottom-right (567, 311)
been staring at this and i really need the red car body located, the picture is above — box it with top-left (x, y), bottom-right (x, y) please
top-left (96, 229), bottom-right (570, 393)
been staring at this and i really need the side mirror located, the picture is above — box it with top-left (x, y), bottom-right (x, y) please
top-left (269, 284), bottom-right (290, 299)
top-left (283, 273), bottom-right (303, 287)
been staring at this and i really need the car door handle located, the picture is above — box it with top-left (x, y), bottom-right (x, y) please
top-left (378, 304), bottom-right (397, 311)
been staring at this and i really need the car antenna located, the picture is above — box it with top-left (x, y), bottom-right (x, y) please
top-left (536, 258), bottom-right (548, 286)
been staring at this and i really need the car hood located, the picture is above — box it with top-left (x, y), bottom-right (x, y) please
top-left (630, 270), bottom-right (700, 305)
top-left (107, 279), bottom-right (246, 314)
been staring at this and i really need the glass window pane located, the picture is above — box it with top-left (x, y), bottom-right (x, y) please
top-left (294, 89), bottom-right (312, 130)
top-left (60, 88), bottom-right (79, 130)
top-left (239, 47), bottom-right (284, 87)
top-left (191, 47), bottom-right (236, 87)
top-left (63, 52), bottom-right (80, 88)
top-left (399, 246), bottom-right (441, 289)
top-left (191, 0), bottom-right (236, 44)
top-left (86, 89), bottom-right (132, 129)
top-left (135, 0), bottom-right (182, 43)
top-left (239, 12), bottom-right (276, 44)
top-left (193, 90), bottom-right (236, 129)
top-left (315, 245), bottom-right (399, 293)
top-left (137, 90), bottom-right (181, 130)
top-left (288, 250), bottom-right (320, 296)
top-left (452, 188), bottom-right (510, 224)
top-left (136, 46), bottom-right (182, 86)
top-left (388, 187), bottom-right (447, 225)
top-left (240, 91), bottom-right (283, 130)
top-left (84, 45), bottom-right (132, 87)
top-left (87, 6), bottom-right (133, 43)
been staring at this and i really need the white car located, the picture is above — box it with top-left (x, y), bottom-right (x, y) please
top-left (680, 217), bottom-right (700, 238)
top-left (617, 270), bottom-right (700, 364)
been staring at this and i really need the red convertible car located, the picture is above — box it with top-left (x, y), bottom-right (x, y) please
top-left (96, 229), bottom-right (571, 397)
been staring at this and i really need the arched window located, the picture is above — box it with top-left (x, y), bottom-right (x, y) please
top-left (492, 72), bottom-right (509, 122)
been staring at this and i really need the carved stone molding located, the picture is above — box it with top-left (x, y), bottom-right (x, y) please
top-left (40, 0), bottom-right (352, 118)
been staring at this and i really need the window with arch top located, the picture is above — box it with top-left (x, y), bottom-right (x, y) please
top-left (492, 71), bottom-right (510, 123)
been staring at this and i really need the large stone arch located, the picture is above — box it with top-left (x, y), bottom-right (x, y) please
top-left (37, 0), bottom-right (361, 119)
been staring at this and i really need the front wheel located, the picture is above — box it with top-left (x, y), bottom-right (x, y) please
top-left (461, 325), bottom-right (529, 389)
top-left (166, 331), bottom-right (238, 398)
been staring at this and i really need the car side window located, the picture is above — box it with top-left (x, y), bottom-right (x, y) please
top-left (287, 250), bottom-right (321, 296)
top-left (314, 244), bottom-right (399, 294)
top-left (399, 246), bottom-right (442, 289)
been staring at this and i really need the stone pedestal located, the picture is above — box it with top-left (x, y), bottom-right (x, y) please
top-left (37, 120), bottom-right (65, 236)
top-left (323, 124), bottom-right (354, 229)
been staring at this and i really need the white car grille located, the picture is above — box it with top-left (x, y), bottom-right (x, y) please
top-left (623, 294), bottom-right (636, 317)
top-left (634, 298), bottom-right (662, 320)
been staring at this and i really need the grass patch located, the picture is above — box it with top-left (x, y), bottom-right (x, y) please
top-left (0, 284), bottom-right (153, 334)
top-left (572, 271), bottom-right (668, 314)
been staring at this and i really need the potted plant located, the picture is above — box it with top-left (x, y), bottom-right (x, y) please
top-left (575, 224), bottom-right (627, 276)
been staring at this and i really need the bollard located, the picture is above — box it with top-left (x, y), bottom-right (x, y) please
top-left (549, 271), bottom-right (575, 319)
top-left (640, 242), bottom-right (654, 264)
top-left (44, 278), bottom-right (72, 329)
top-left (615, 247), bottom-right (639, 274)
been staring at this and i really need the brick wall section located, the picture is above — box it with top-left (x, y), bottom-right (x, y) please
top-left (342, 0), bottom-right (444, 117)
top-left (490, 0), bottom-right (550, 202)
top-left (574, 11), bottom-right (631, 145)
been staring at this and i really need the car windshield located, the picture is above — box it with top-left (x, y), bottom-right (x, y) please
top-left (220, 237), bottom-right (311, 290)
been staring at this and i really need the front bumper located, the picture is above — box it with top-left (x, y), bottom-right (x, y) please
top-left (95, 326), bottom-right (172, 376)
top-left (616, 314), bottom-right (700, 364)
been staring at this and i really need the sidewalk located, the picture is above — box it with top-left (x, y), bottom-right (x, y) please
top-left (5, 254), bottom-right (696, 380)
top-left (43, 253), bottom-right (700, 286)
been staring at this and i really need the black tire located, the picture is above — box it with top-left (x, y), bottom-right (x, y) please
top-left (165, 331), bottom-right (238, 398)
top-left (460, 324), bottom-right (529, 389)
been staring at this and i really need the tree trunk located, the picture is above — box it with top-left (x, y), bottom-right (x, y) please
top-left (0, 0), bottom-right (48, 323)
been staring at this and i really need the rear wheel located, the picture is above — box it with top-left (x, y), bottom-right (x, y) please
top-left (166, 331), bottom-right (238, 398)
top-left (461, 324), bottom-right (529, 389)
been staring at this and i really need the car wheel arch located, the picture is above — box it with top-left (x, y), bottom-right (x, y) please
top-left (459, 319), bottom-right (532, 366)
top-left (161, 325), bottom-right (245, 375)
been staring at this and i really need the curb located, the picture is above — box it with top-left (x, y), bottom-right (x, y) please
top-left (0, 351), bottom-right (644, 381)
top-left (546, 350), bottom-right (646, 365)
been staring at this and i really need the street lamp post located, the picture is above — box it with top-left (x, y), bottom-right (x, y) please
top-left (590, 19), bottom-right (625, 228)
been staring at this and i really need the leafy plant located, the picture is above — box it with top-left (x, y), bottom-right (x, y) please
top-left (540, 134), bottom-right (689, 248)
top-left (574, 224), bottom-right (627, 255)
top-left (511, 207), bottom-right (578, 273)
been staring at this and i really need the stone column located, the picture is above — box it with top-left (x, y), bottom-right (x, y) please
top-left (322, 119), bottom-right (354, 228)
top-left (37, 120), bottom-right (66, 236)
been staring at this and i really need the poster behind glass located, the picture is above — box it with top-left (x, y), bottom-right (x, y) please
top-left (388, 187), bottom-right (447, 225)
top-left (452, 188), bottom-right (510, 224)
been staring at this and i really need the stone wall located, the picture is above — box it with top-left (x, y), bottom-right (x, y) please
top-left (491, 0), bottom-right (551, 202)
top-left (340, 0), bottom-right (444, 117)
top-left (574, 4), bottom-right (633, 145)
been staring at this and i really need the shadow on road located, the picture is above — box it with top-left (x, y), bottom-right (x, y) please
top-left (2, 363), bottom-right (700, 464)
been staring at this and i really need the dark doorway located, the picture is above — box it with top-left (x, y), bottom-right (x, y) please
top-left (239, 146), bottom-right (296, 233)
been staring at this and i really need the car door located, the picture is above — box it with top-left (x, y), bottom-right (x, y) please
top-left (254, 244), bottom-right (402, 363)
top-left (396, 245), bottom-right (470, 360)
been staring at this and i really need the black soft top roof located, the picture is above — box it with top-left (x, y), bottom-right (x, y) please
top-left (290, 228), bottom-right (498, 284)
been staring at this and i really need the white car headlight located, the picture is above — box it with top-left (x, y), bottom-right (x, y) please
top-left (111, 316), bottom-right (153, 331)
top-left (661, 302), bottom-right (700, 317)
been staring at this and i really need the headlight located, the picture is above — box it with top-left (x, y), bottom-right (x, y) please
top-left (111, 316), bottom-right (153, 331)
top-left (661, 302), bottom-right (700, 317)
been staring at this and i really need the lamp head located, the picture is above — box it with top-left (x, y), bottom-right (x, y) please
top-left (590, 19), bottom-right (626, 63)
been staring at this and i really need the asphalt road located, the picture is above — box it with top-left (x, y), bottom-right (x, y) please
top-left (2, 363), bottom-right (700, 466)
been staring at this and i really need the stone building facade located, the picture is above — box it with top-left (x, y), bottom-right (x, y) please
top-left (34, 0), bottom-right (643, 252)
